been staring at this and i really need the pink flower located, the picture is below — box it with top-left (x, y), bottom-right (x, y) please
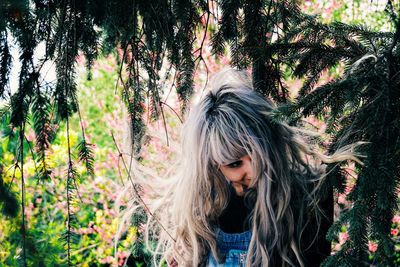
top-left (98, 99), bottom-right (104, 109)
top-left (81, 120), bottom-right (89, 129)
top-left (78, 228), bottom-right (94, 235)
top-left (108, 209), bottom-right (116, 217)
top-left (117, 251), bottom-right (129, 266)
top-left (117, 251), bottom-right (129, 259)
top-left (392, 215), bottom-right (400, 223)
top-left (76, 54), bottom-right (86, 65)
top-left (345, 184), bottom-right (354, 194)
top-left (391, 229), bottom-right (398, 236)
top-left (333, 243), bottom-right (341, 251)
top-left (338, 193), bottom-right (346, 204)
top-left (339, 232), bottom-right (349, 245)
top-left (26, 129), bottom-right (35, 142)
top-left (99, 256), bottom-right (114, 264)
top-left (368, 241), bottom-right (378, 252)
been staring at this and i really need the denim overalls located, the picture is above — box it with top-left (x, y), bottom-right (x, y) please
top-left (207, 228), bottom-right (252, 267)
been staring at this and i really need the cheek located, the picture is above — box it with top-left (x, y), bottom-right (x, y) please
top-left (220, 168), bottom-right (241, 182)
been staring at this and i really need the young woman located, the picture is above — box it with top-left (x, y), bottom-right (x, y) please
top-left (122, 69), bottom-right (359, 266)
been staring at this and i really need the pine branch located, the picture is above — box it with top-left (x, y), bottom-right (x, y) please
top-left (76, 100), bottom-right (94, 176)
top-left (211, 0), bottom-right (241, 56)
top-left (59, 2), bottom-right (83, 264)
top-left (19, 121), bottom-right (27, 267)
top-left (280, 3), bottom-right (400, 265)
top-left (0, 29), bottom-right (11, 99)
top-left (65, 114), bottom-right (81, 266)
top-left (32, 90), bottom-right (54, 181)
top-left (76, 139), bottom-right (94, 177)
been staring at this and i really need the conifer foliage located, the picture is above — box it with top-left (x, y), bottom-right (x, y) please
top-left (278, 3), bottom-right (400, 265)
top-left (0, 0), bottom-right (399, 265)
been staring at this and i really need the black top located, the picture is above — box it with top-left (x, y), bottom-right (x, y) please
top-left (217, 186), bottom-right (333, 266)
top-left (218, 188), bottom-right (252, 233)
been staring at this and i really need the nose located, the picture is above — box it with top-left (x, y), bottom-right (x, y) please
top-left (231, 156), bottom-right (253, 196)
top-left (240, 155), bottom-right (253, 183)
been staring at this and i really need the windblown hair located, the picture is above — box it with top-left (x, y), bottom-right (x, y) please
top-left (119, 69), bottom-right (359, 267)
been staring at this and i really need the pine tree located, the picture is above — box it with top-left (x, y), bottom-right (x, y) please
top-left (0, 0), bottom-right (399, 265)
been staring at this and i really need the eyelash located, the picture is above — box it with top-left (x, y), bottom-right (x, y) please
top-left (227, 160), bottom-right (242, 168)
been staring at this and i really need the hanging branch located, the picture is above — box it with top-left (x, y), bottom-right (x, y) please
top-left (111, 132), bottom-right (176, 243)
top-left (65, 115), bottom-right (79, 266)
top-left (76, 103), bottom-right (95, 177)
top-left (0, 29), bottom-right (11, 99)
top-left (31, 88), bottom-right (54, 181)
top-left (19, 122), bottom-right (27, 267)
top-left (159, 101), bottom-right (183, 124)
top-left (53, 0), bottom-right (84, 263)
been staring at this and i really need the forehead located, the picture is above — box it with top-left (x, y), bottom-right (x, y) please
top-left (207, 122), bottom-right (250, 165)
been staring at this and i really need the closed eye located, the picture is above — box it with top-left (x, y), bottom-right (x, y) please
top-left (226, 160), bottom-right (242, 168)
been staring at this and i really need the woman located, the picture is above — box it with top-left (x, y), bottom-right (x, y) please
top-left (122, 69), bottom-right (359, 266)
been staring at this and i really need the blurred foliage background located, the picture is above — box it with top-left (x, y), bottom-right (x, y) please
top-left (0, 0), bottom-right (399, 266)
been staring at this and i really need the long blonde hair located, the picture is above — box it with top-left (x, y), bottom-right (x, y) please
top-left (119, 69), bottom-right (359, 266)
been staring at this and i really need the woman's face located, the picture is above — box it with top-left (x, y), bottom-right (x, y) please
top-left (219, 155), bottom-right (254, 196)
